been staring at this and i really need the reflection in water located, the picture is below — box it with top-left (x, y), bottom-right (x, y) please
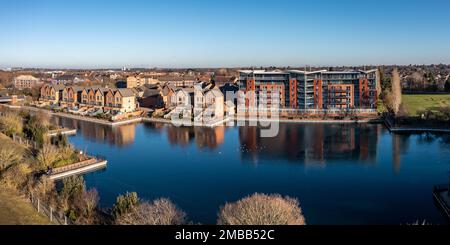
top-left (392, 133), bottom-right (410, 173)
top-left (52, 116), bottom-right (227, 150)
top-left (165, 125), bottom-right (225, 149)
top-left (239, 123), bottom-right (381, 165)
top-left (51, 117), bottom-right (136, 147)
top-left (53, 117), bottom-right (450, 224)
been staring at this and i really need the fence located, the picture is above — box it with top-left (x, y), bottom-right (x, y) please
top-left (384, 113), bottom-right (450, 130)
top-left (29, 192), bottom-right (72, 225)
top-left (237, 107), bottom-right (377, 114)
top-left (11, 134), bottom-right (39, 149)
top-left (49, 157), bottom-right (103, 175)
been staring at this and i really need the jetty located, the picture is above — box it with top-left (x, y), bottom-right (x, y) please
top-left (433, 184), bottom-right (450, 220)
top-left (48, 158), bottom-right (107, 180)
top-left (47, 128), bottom-right (77, 137)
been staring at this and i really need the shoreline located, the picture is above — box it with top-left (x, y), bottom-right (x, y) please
top-left (19, 106), bottom-right (144, 126)
top-left (9, 105), bottom-right (450, 133)
top-left (17, 105), bottom-right (384, 127)
top-left (383, 117), bottom-right (450, 133)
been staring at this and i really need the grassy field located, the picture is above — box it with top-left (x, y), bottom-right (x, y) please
top-left (402, 94), bottom-right (450, 116)
top-left (0, 186), bottom-right (51, 225)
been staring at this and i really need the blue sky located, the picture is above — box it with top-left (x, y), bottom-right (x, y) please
top-left (1, 0), bottom-right (450, 68)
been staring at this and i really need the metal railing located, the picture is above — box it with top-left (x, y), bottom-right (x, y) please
top-left (49, 157), bottom-right (101, 175)
top-left (237, 108), bottom-right (377, 114)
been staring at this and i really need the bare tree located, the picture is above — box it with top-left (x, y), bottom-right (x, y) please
top-left (217, 193), bottom-right (306, 225)
top-left (75, 188), bottom-right (99, 222)
top-left (410, 72), bottom-right (424, 90)
top-left (0, 112), bottom-right (23, 137)
top-left (391, 68), bottom-right (402, 115)
top-left (376, 68), bottom-right (382, 98)
top-left (116, 198), bottom-right (186, 225)
top-left (0, 146), bottom-right (22, 171)
top-left (36, 144), bottom-right (59, 169)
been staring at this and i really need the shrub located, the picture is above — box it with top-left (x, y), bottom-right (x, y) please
top-left (52, 133), bottom-right (69, 148)
top-left (36, 144), bottom-right (59, 170)
top-left (59, 176), bottom-right (86, 213)
top-left (0, 145), bottom-right (22, 171)
top-left (115, 198), bottom-right (186, 225)
top-left (24, 114), bottom-right (49, 147)
top-left (0, 112), bottom-right (23, 137)
top-left (0, 162), bottom-right (32, 190)
top-left (112, 192), bottom-right (139, 218)
top-left (31, 176), bottom-right (58, 207)
top-left (73, 188), bottom-right (100, 224)
top-left (217, 193), bottom-right (306, 225)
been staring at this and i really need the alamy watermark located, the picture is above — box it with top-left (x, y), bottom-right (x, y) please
top-left (170, 88), bottom-right (280, 138)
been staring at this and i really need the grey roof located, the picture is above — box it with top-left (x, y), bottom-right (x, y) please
top-left (158, 76), bottom-right (196, 81)
top-left (69, 86), bottom-right (85, 92)
top-left (143, 88), bottom-right (161, 97)
top-left (55, 75), bottom-right (75, 81)
top-left (143, 83), bottom-right (160, 89)
top-left (116, 88), bottom-right (135, 97)
top-left (52, 84), bottom-right (66, 91)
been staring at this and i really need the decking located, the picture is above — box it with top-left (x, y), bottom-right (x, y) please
top-left (48, 158), bottom-right (107, 180)
top-left (433, 185), bottom-right (450, 220)
top-left (47, 128), bottom-right (77, 137)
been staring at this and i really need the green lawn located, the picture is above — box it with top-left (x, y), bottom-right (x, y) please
top-left (402, 94), bottom-right (450, 116)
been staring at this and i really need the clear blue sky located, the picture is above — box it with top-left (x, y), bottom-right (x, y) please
top-left (1, 0), bottom-right (450, 68)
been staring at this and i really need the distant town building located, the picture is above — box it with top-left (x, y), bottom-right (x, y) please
top-left (52, 74), bottom-right (75, 84)
top-left (126, 76), bottom-right (159, 88)
top-left (159, 76), bottom-right (196, 87)
top-left (13, 75), bottom-right (41, 90)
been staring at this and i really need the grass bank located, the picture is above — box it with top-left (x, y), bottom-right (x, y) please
top-left (402, 94), bottom-right (450, 116)
top-left (0, 186), bottom-right (50, 225)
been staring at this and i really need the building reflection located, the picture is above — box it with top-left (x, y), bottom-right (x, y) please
top-left (238, 123), bottom-right (380, 165)
top-left (51, 117), bottom-right (136, 147)
top-left (165, 125), bottom-right (225, 150)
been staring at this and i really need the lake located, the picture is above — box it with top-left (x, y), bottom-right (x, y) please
top-left (52, 117), bottom-right (450, 225)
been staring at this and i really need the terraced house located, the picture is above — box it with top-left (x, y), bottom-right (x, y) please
top-left (40, 84), bottom-right (65, 104)
top-left (238, 69), bottom-right (378, 111)
top-left (40, 85), bottom-right (137, 113)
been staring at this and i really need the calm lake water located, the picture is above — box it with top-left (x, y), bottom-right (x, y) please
top-left (52, 117), bottom-right (450, 225)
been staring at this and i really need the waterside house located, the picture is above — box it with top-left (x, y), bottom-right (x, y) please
top-left (39, 84), bottom-right (138, 113)
top-left (40, 84), bottom-right (65, 104)
top-left (137, 84), bottom-right (164, 109)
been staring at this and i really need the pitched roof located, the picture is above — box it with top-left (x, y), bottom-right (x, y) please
top-left (68, 86), bottom-right (85, 92)
top-left (15, 75), bottom-right (39, 80)
top-left (55, 75), bottom-right (75, 81)
top-left (158, 76), bottom-right (196, 81)
top-left (143, 88), bottom-right (161, 97)
top-left (116, 88), bottom-right (135, 97)
top-left (52, 84), bottom-right (66, 91)
top-left (207, 89), bottom-right (223, 98)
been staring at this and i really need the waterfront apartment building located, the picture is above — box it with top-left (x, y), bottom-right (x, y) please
top-left (238, 69), bottom-right (378, 110)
